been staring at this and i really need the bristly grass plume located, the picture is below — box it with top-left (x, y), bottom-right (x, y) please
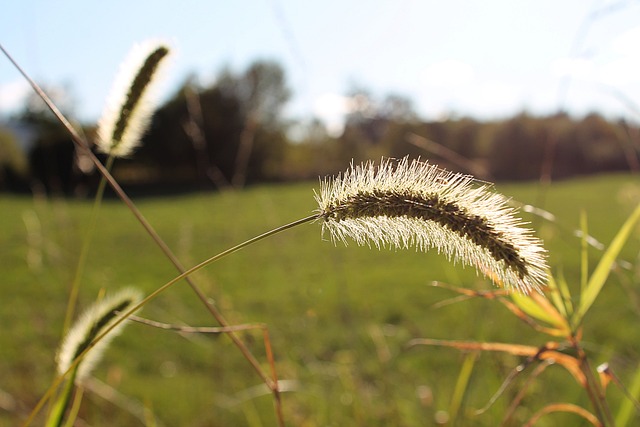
top-left (315, 157), bottom-right (548, 293)
top-left (96, 40), bottom-right (171, 157)
top-left (56, 288), bottom-right (142, 382)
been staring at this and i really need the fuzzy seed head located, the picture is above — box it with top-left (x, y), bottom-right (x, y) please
top-left (56, 288), bottom-right (142, 382)
top-left (96, 40), bottom-right (172, 157)
top-left (315, 157), bottom-right (548, 293)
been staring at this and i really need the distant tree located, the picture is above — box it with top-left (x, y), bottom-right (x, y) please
top-left (0, 125), bottom-right (29, 191)
top-left (577, 113), bottom-right (628, 173)
top-left (488, 113), bottom-right (546, 180)
top-left (380, 94), bottom-right (418, 123)
top-left (537, 112), bottom-right (633, 179)
top-left (135, 60), bottom-right (291, 189)
top-left (408, 118), bottom-right (488, 178)
top-left (451, 118), bottom-right (481, 158)
top-left (17, 88), bottom-right (81, 194)
top-left (339, 89), bottom-right (420, 163)
top-left (217, 60), bottom-right (291, 187)
top-left (280, 118), bottom-right (343, 180)
top-left (541, 112), bottom-right (581, 179)
top-left (343, 88), bottom-right (388, 146)
top-left (217, 61), bottom-right (290, 129)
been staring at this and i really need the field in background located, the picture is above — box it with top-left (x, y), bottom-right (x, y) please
top-left (1, 173), bottom-right (639, 426)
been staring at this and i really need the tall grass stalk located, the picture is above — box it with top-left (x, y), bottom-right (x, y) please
top-left (64, 40), bottom-right (171, 333)
top-left (23, 214), bottom-right (316, 427)
top-left (62, 155), bottom-right (114, 333)
top-left (1, 42), bottom-right (289, 426)
top-left (24, 156), bottom-right (550, 424)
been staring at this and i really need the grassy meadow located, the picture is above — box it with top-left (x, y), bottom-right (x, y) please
top-left (1, 172), bottom-right (639, 426)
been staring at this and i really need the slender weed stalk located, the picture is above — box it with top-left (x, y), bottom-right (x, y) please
top-left (63, 40), bottom-right (172, 333)
top-left (0, 43), bottom-right (287, 426)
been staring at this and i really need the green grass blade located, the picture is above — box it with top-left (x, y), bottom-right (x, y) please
top-left (615, 363), bottom-right (640, 427)
top-left (448, 351), bottom-right (478, 426)
top-left (511, 291), bottom-right (563, 329)
top-left (575, 203), bottom-right (640, 325)
top-left (547, 272), bottom-right (567, 319)
top-left (555, 269), bottom-right (574, 319)
top-left (580, 210), bottom-right (589, 294)
top-left (45, 368), bottom-right (78, 427)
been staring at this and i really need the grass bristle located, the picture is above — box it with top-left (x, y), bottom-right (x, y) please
top-left (56, 288), bottom-right (142, 382)
top-left (315, 157), bottom-right (548, 293)
top-left (96, 40), bottom-right (172, 157)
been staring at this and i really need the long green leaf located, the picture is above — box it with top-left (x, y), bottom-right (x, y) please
top-left (448, 351), bottom-right (478, 425)
top-left (511, 291), bottom-right (563, 328)
top-left (575, 203), bottom-right (640, 325)
top-left (615, 362), bottom-right (640, 427)
top-left (555, 270), bottom-right (574, 319)
top-left (547, 272), bottom-right (566, 318)
top-left (45, 368), bottom-right (78, 427)
top-left (580, 210), bottom-right (589, 294)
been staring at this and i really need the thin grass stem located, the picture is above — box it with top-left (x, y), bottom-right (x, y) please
top-left (576, 342), bottom-right (615, 426)
top-left (44, 368), bottom-right (77, 427)
top-left (62, 155), bottom-right (115, 334)
top-left (127, 315), bottom-right (268, 334)
top-left (22, 214), bottom-right (317, 427)
top-left (62, 386), bottom-right (83, 427)
top-left (0, 43), bottom-right (296, 427)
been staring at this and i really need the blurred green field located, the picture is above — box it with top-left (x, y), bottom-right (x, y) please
top-left (1, 173), bottom-right (639, 426)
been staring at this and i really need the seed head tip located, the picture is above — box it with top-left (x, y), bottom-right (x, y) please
top-left (96, 39), bottom-right (173, 157)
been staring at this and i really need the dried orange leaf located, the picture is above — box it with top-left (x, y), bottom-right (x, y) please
top-left (409, 338), bottom-right (585, 386)
top-left (524, 403), bottom-right (601, 427)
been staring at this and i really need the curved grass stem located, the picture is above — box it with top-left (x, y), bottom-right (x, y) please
top-left (22, 214), bottom-right (318, 427)
top-left (0, 43), bottom-right (312, 427)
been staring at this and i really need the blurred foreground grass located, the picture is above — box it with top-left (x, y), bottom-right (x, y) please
top-left (1, 173), bottom-right (639, 426)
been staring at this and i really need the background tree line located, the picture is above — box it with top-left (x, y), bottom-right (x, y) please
top-left (1, 59), bottom-right (638, 195)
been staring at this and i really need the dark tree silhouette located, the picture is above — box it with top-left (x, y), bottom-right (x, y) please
top-left (133, 60), bottom-right (291, 190)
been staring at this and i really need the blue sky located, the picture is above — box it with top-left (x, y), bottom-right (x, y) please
top-left (1, 0), bottom-right (640, 133)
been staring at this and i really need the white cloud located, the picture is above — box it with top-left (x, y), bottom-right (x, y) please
top-left (551, 57), bottom-right (593, 80)
top-left (612, 26), bottom-right (640, 55)
top-left (599, 56), bottom-right (640, 86)
top-left (0, 79), bottom-right (31, 115)
top-left (416, 73), bottom-right (527, 120)
top-left (453, 79), bottom-right (528, 118)
top-left (313, 92), bottom-right (356, 136)
top-left (597, 27), bottom-right (640, 86)
top-left (477, 80), bottom-right (522, 108)
top-left (420, 60), bottom-right (475, 87)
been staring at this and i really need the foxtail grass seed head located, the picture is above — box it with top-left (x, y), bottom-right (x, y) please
top-left (56, 288), bottom-right (142, 383)
top-left (315, 157), bottom-right (548, 293)
top-left (96, 40), bottom-right (172, 157)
